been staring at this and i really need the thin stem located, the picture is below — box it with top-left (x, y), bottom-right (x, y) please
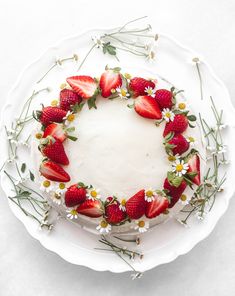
top-left (77, 44), bottom-right (96, 71)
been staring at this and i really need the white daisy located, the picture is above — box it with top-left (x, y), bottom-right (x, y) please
top-left (187, 136), bottom-right (197, 146)
top-left (119, 198), bottom-right (127, 212)
top-left (66, 209), bottom-right (78, 220)
top-left (172, 159), bottom-right (189, 177)
top-left (116, 86), bottom-right (130, 100)
top-left (40, 179), bottom-right (55, 193)
top-left (179, 194), bottom-right (190, 206)
top-left (91, 35), bottom-right (104, 48)
top-left (144, 86), bottom-right (156, 98)
top-left (134, 220), bottom-right (149, 233)
top-left (55, 182), bottom-right (67, 195)
top-left (144, 188), bottom-right (156, 202)
top-left (217, 124), bottom-right (227, 130)
top-left (162, 108), bottom-right (175, 122)
top-left (96, 220), bottom-right (112, 234)
top-left (63, 111), bottom-right (75, 126)
top-left (86, 188), bottom-right (101, 200)
top-left (176, 101), bottom-right (188, 111)
top-left (50, 193), bottom-right (62, 205)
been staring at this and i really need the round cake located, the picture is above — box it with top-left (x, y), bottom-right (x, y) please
top-left (32, 67), bottom-right (206, 235)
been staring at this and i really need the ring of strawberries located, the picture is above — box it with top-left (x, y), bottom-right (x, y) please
top-left (34, 66), bottom-right (201, 226)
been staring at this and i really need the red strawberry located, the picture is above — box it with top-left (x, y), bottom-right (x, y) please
top-left (39, 137), bottom-right (69, 165)
top-left (39, 160), bottom-right (70, 182)
top-left (65, 185), bottom-right (87, 207)
top-left (129, 77), bottom-right (155, 97)
top-left (126, 189), bottom-right (146, 219)
top-left (163, 114), bottom-right (188, 137)
top-left (66, 76), bottom-right (97, 99)
top-left (43, 123), bottom-right (67, 142)
top-left (105, 200), bottom-right (126, 224)
top-left (34, 106), bottom-right (67, 126)
top-left (167, 134), bottom-right (190, 155)
top-left (164, 178), bottom-right (187, 208)
top-left (59, 88), bottom-right (82, 111)
top-left (99, 70), bottom-right (122, 98)
top-left (187, 154), bottom-right (201, 185)
top-left (155, 89), bottom-right (173, 110)
top-left (76, 199), bottom-right (103, 218)
top-left (134, 96), bottom-right (162, 120)
top-left (145, 194), bottom-right (169, 219)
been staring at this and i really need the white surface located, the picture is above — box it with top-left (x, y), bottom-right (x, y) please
top-left (0, 0), bottom-right (235, 295)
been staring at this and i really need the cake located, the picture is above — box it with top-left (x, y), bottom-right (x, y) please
top-left (32, 66), bottom-right (205, 235)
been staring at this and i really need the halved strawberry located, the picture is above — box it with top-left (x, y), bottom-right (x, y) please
top-left (129, 77), bottom-right (156, 97)
top-left (126, 189), bottom-right (146, 219)
top-left (145, 194), bottom-right (169, 219)
top-left (134, 96), bottom-right (162, 120)
top-left (163, 114), bottom-right (188, 137)
top-left (187, 154), bottom-right (201, 185)
top-left (39, 137), bottom-right (69, 165)
top-left (39, 160), bottom-right (70, 182)
top-left (164, 178), bottom-right (187, 208)
top-left (65, 185), bottom-right (87, 207)
top-left (100, 70), bottom-right (122, 98)
top-left (59, 88), bottom-right (82, 111)
top-left (66, 76), bottom-right (97, 99)
top-left (43, 123), bottom-right (67, 142)
top-left (76, 199), bottom-right (103, 218)
top-left (33, 106), bottom-right (67, 126)
top-left (105, 199), bottom-right (126, 224)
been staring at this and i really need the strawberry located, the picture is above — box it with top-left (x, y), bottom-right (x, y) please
top-left (76, 199), bottom-right (103, 218)
top-left (39, 160), bottom-right (70, 182)
top-left (65, 185), bottom-right (87, 207)
top-left (66, 76), bottom-right (98, 99)
top-left (145, 194), bottom-right (169, 219)
top-left (126, 189), bottom-right (146, 219)
top-left (167, 134), bottom-right (190, 155)
top-left (59, 88), bottom-right (82, 111)
top-left (105, 199), bottom-right (126, 224)
top-left (164, 178), bottom-right (187, 208)
top-left (39, 137), bottom-right (69, 165)
top-left (99, 70), bottom-right (122, 98)
top-left (163, 114), bottom-right (188, 137)
top-left (187, 153), bottom-right (201, 185)
top-left (34, 106), bottom-right (67, 126)
top-left (134, 96), bottom-right (162, 120)
top-left (43, 123), bottom-right (67, 142)
top-left (129, 77), bottom-right (155, 97)
top-left (155, 89), bottom-right (173, 110)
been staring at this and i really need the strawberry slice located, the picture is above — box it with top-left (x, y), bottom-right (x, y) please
top-left (126, 189), bottom-right (146, 219)
top-left (66, 76), bottom-right (97, 99)
top-left (134, 96), bottom-right (162, 120)
top-left (187, 154), bottom-right (201, 185)
top-left (145, 194), bottom-right (169, 218)
top-left (39, 160), bottom-right (70, 182)
top-left (105, 199), bottom-right (126, 224)
top-left (43, 123), bottom-right (67, 142)
top-left (100, 70), bottom-right (122, 98)
top-left (76, 199), bottom-right (103, 218)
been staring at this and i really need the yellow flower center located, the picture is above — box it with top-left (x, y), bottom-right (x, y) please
top-left (43, 180), bottom-right (51, 187)
top-left (176, 164), bottom-right (183, 172)
top-left (138, 220), bottom-right (145, 228)
top-left (67, 114), bottom-right (75, 122)
top-left (121, 199), bottom-right (126, 206)
top-left (91, 190), bottom-right (97, 198)
top-left (70, 209), bottom-right (78, 216)
top-left (146, 88), bottom-right (153, 95)
top-left (188, 136), bottom-right (195, 143)
top-left (60, 83), bottom-right (67, 89)
top-left (124, 73), bottom-right (131, 79)
top-left (180, 194), bottom-right (187, 201)
top-left (120, 89), bottom-right (127, 97)
top-left (168, 155), bottom-right (176, 162)
top-left (100, 220), bottom-right (108, 228)
top-left (59, 183), bottom-right (65, 189)
top-left (165, 112), bottom-right (171, 118)
top-left (35, 133), bottom-right (42, 139)
top-left (111, 88), bottom-right (116, 94)
top-left (178, 102), bottom-right (186, 110)
top-left (51, 99), bottom-right (58, 106)
top-left (146, 190), bottom-right (154, 197)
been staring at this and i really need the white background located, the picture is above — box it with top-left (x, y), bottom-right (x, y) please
top-left (0, 0), bottom-right (235, 295)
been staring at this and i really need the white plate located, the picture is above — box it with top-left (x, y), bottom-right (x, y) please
top-left (1, 28), bottom-right (235, 273)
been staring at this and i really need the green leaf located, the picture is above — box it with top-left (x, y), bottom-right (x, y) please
top-left (71, 102), bottom-right (85, 113)
top-left (164, 132), bottom-right (175, 142)
top-left (87, 97), bottom-right (97, 109)
top-left (78, 182), bottom-right (86, 188)
top-left (189, 122), bottom-right (196, 128)
top-left (21, 163), bottom-right (26, 173)
top-left (187, 115), bottom-right (197, 122)
top-left (20, 191), bottom-right (31, 197)
top-left (167, 171), bottom-right (175, 182)
top-left (171, 176), bottom-right (183, 187)
top-left (66, 127), bottom-right (75, 133)
top-left (187, 172), bottom-right (198, 178)
top-left (29, 171), bottom-right (35, 182)
top-left (67, 135), bottom-right (78, 141)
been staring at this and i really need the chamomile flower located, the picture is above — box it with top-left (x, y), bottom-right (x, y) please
top-left (168, 153), bottom-right (180, 162)
top-left (40, 179), bottom-right (55, 193)
top-left (179, 194), bottom-right (190, 205)
top-left (189, 56), bottom-right (203, 65)
top-left (176, 101), bottom-right (188, 111)
top-left (134, 220), bottom-right (149, 233)
top-left (50, 99), bottom-right (59, 106)
top-left (51, 193), bottom-right (62, 205)
top-left (63, 111), bottom-right (75, 126)
top-left (144, 188), bottom-right (156, 202)
top-left (86, 188), bottom-right (101, 200)
top-left (96, 220), bottom-right (112, 234)
top-left (55, 182), bottom-right (67, 195)
top-left (119, 198), bottom-right (127, 211)
top-left (91, 35), bottom-right (104, 48)
top-left (162, 108), bottom-right (175, 122)
top-left (116, 86), bottom-right (130, 100)
top-left (172, 159), bottom-right (189, 177)
top-left (187, 136), bottom-right (197, 146)
top-left (66, 209), bottom-right (78, 220)
top-left (144, 86), bottom-right (156, 98)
